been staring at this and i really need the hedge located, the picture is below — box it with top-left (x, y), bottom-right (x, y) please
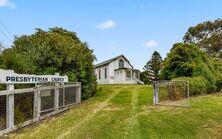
top-left (215, 73), bottom-right (222, 92)
top-left (173, 76), bottom-right (208, 96)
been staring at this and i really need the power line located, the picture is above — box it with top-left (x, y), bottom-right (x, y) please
top-left (0, 19), bottom-right (13, 39)
top-left (0, 19), bottom-right (13, 45)
top-left (0, 27), bottom-right (13, 43)
top-left (0, 41), bottom-right (6, 48)
top-left (0, 42), bottom-right (6, 53)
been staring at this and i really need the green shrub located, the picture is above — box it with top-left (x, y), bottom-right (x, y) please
top-left (0, 117), bottom-right (6, 129)
top-left (14, 106), bottom-right (25, 124)
top-left (0, 85), bottom-right (6, 91)
top-left (192, 60), bottom-right (216, 92)
top-left (173, 77), bottom-right (208, 96)
top-left (215, 73), bottom-right (222, 92)
top-left (161, 43), bottom-right (217, 93)
top-left (140, 71), bottom-right (151, 84)
top-left (211, 58), bottom-right (222, 92)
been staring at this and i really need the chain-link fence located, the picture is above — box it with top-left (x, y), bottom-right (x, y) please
top-left (65, 86), bottom-right (77, 105)
top-left (0, 95), bottom-right (6, 130)
top-left (14, 92), bottom-right (34, 125)
top-left (40, 89), bottom-right (55, 115)
top-left (153, 80), bottom-right (190, 107)
top-left (0, 83), bottom-right (81, 135)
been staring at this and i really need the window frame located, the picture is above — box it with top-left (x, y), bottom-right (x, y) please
top-left (99, 69), bottom-right (101, 79)
top-left (119, 59), bottom-right (124, 68)
top-left (104, 68), bottom-right (107, 79)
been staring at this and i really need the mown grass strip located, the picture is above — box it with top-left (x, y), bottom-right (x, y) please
top-left (7, 85), bottom-right (222, 139)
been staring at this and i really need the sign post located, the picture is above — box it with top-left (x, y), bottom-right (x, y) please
top-left (33, 85), bottom-right (41, 121)
top-left (153, 81), bottom-right (159, 105)
top-left (76, 83), bottom-right (81, 103)
top-left (6, 70), bottom-right (15, 130)
top-left (54, 73), bottom-right (60, 111)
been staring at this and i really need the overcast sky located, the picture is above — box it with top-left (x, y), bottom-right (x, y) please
top-left (0, 0), bottom-right (221, 70)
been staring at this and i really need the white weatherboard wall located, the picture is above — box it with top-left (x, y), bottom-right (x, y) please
top-left (109, 57), bottom-right (132, 84)
top-left (95, 66), bottom-right (109, 84)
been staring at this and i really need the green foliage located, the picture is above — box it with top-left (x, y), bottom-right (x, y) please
top-left (0, 117), bottom-right (6, 129)
top-left (215, 73), bottom-right (222, 92)
top-left (14, 106), bottom-right (25, 124)
top-left (144, 51), bottom-right (162, 81)
top-left (161, 43), bottom-right (217, 93)
top-left (211, 58), bottom-right (222, 91)
top-left (0, 85), bottom-right (6, 91)
top-left (173, 77), bottom-right (208, 95)
top-left (183, 19), bottom-right (222, 58)
top-left (139, 70), bottom-right (151, 84)
top-left (0, 27), bottom-right (97, 99)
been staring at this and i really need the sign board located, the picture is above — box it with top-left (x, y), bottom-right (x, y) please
top-left (0, 69), bottom-right (68, 84)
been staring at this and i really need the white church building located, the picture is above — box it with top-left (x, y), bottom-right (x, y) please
top-left (94, 55), bottom-right (143, 84)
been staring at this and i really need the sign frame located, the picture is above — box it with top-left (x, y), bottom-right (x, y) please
top-left (0, 69), bottom-right (68, 84)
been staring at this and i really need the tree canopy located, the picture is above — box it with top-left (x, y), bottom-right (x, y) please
top-left (183, 19), bottom-right (222, 58)
top-left (144, 51), bottom-right (162, 81)
top-left (161, 43), bottom-right (217, 92)
top-left (140, 70), bottom-right (151, 84)
top-left (0, 27), bottom-right (97, 99)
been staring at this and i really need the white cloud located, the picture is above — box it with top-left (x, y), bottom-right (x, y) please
top-left (97, 20), bottom-right (116, 30)
top-left (0, 0), bottom-right (16, 9)
top-left (145, 40), bottom-right (158, 48)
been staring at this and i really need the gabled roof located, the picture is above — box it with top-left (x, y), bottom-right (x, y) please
top-left (95, 54), bottom-right (134, 68)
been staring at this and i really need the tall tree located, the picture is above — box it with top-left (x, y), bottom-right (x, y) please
top-left (140, 70), bottom-right (151, 84)
top-left (0, 27), bottom-right (97, 99)
top-left (160, 43), bottom-right (216, 92)
top-left (183, 19), bottom-right (222, 58)
top-left (144, 51), bottom-right (162, 81)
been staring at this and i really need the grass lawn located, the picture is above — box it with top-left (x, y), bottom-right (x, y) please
top-left (8, 85), bottom-right (222, 139)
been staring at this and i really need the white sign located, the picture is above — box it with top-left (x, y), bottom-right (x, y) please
top-left (0, 69), bottom-right (68, 84)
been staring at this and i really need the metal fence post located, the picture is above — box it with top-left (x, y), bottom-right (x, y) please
top-left (76, 83), bottom-right (81, 103)
top-left (34, 85), bottom-right (41, 121)
top-left (63, 87), bottom-right (65, 106)
top-left (54, 73), bottom-right (59, 111)
top-left (153, 81), bottom-right (156, 105)
top-left (187, 81), bottom-right (190, 100)
top-left (153, 81), bottom-right (159, 105)
top-left (6, 70), bottom-right (15, 130)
